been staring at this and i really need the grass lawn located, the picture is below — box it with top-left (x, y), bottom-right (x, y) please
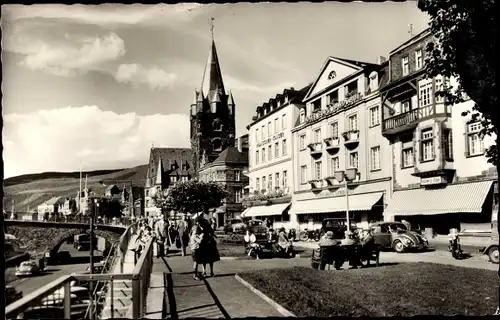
top-left (238, 263), bottom-right (498, 316)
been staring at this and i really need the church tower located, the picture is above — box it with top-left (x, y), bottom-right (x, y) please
top-left (190, 38), bottom-right (236, 174)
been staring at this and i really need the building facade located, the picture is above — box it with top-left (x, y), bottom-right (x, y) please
top-left (290, 57), bottom-right (391, 231)
top-left (242, 86), bottom-right (310, 229)
top-left (381, 29), bottom-right (497, 235)
top-left (190, 40), bottom-right (236, 174)
top-left (144, 148), bottom-right (195, 217)
top-left (199, 147), bottom-right (249, 227)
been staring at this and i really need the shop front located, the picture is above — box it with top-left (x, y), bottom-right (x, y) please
top-left (241, 203), bottom-right (291, 229)
top-left (289, 190), bottom-right (385, 232)
top-left (385, 180), bottom-right (495, 237)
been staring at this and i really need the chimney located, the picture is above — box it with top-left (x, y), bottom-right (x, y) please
top-left (377, 56), bottom-right (387, 64)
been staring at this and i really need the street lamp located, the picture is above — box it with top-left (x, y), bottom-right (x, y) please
top-left (88, 198), bottom-right (99, 320)
top-left (334, 168), bottom-right (359, 233)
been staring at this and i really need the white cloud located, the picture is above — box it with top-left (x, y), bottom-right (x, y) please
top-left (115, 63), bottom-right (178, 90)
top-left (4, 31), bottom-right (126, 77)
top-left (2, 106), bottom-right (191, 178)
top-left (2, 4), bottom-right (205, 27)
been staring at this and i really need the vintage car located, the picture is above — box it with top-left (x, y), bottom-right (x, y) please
top-left (224, 218), bottom-right (246, 234)
top-left (45, 250), bottom-right (72, 265)
top-left (15, 260), bottom-right (41, 277)
top-left (371, 221), bottom-right (429, 253)
top-left (319, 218), bottom-right (358, 240)
top-left (480, 233), bottom-right (499, 264)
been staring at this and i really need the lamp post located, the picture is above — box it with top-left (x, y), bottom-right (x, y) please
top-left (89, 198), bottom-right (98, 320)
top-left (334, 168), bottom-right (359, 233)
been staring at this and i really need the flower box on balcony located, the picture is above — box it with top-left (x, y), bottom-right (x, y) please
top-left (308, 142), bottom-right (323, 154)
top-left (324, 176), bottom-right (341, 187)
top-left (342, 130), bottom-right (360, 144)
top-left (324, 137), bottom-right (340, 149)
top-left (308, 179), bottom-right (323, 189)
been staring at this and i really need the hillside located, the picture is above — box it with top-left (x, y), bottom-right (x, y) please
top-left (3, 165), bottom-right (149, 212)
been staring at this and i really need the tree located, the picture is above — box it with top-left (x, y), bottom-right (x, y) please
top-left (98, 198), bottom-right (124, 219)
top-left (152, 180), bottom-right (228, 217)
top-left (419, 0), bottom-right (499, 312)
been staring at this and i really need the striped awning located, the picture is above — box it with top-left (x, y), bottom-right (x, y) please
top-left (385, 181), bottom-right (493, 216)
top-left (241, 203), bottom-right (290, 217)
top-left (289, 192), bottom-right (383, 215)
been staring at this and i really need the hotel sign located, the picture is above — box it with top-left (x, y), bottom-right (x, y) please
top-left (420, 176), bottom-right (447, 186)
top-left (256, 132), bottom-right (285, 147)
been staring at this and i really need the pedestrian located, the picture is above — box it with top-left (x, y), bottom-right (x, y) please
top-left (177, 215), bottom-right (190, 256)
top-left (155, 215), bottom-right (169, 258)
top-left (190, 218), bottom-right (220, 280)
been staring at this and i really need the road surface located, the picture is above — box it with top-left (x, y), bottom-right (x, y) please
top-left (7, 243), bottom-right (104, 296)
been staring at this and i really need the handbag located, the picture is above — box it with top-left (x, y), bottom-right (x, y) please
top-left (190, 233), bottom-right (202, 251)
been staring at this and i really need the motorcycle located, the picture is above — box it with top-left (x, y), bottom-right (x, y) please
top-left (299, 228), bottom-right (320, 242)
top-left (448, 233), bottom-right (463, 259)
top-left (288, 229), bottom-right (297, 241)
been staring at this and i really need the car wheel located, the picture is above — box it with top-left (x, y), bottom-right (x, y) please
top-left (393, 240), bottom-right (405, 253)
top-left (488, 246), bottom-right (499, 264)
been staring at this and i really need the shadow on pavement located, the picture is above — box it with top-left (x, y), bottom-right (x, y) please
top-left (363, 262), bottom-right (399, 268)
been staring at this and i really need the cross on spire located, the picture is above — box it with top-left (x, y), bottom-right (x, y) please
top-left (210, 17), bottom-right (215, 40)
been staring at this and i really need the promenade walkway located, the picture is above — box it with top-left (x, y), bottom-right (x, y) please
top-left (144, 248), bottom-right (298, 319)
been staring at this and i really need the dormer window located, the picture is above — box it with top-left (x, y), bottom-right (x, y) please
top-left (170, 160), bottom-right (177, 171)
top-left (300, 110), bottom-right (306, 124)
top-left (313, 99), bottom-right (322, 113)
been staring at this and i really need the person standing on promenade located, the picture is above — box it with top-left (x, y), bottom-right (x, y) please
top-left (177, 215), bottom-right (190, 256)
top-left (155, 215), bottom-right (168, 258)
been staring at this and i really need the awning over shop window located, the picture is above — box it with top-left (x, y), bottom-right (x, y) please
top-left (241, 203), bottom-right (291, 217)
top-left (289, 192), bottom-right (383, 215)
top-left (385, 181), bottom-right (493, 216)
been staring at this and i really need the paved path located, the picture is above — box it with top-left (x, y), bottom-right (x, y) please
top-left (145, 249), bottom-right (298, 319)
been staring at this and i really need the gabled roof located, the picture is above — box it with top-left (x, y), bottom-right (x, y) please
top-left (304, 56), bottom-right (379, 102)
top-left (209, 147), bottom-right (248, 167)
top-left (106, 184), bottom-right (120, 192)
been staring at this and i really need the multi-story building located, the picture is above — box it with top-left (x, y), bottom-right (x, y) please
top-left (290, 57), bottom-right (391, 231)
top-left (381, 29), bottom-right (497, 236)
top-left (243, 86), bottom-right (310, 229)
top-left (198, 146), bottom-right (249, 227)
top-left (144, 148), bottom-right (195, 217)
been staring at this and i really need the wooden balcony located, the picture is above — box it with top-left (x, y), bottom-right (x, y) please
top-left (382, 109), bottom-right (419, 136)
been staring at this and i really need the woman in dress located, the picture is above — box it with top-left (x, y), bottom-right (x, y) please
top-left (190, 218), bottom-right (220, 280)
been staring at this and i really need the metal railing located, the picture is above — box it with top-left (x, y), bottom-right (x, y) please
top-left (4, 214), bottom-right (136, 227)
top-left (6, 227), bottom-right (153, 319)
top-left (382, 109), bottom-right (419, 132)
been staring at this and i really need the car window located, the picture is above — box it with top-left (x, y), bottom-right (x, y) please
top-left (380, 225), bottom-right (390, 233)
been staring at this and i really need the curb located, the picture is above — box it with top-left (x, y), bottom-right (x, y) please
top-left (234, 274), bottom-right (296, 317)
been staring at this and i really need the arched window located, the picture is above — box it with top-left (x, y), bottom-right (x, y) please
top-left (212, 138), bottom-right (222, 151)
top-left (213, 119), bottom-right (222, 131)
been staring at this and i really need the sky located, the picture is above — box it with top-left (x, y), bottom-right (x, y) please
top-left (1, 3), bottom-right (429, 178)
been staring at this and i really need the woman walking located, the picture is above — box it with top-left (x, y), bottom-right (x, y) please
top-left (189, 218), bottom-right (220, 280)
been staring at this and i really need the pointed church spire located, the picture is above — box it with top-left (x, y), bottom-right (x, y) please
top-left (228, 90), bottom-right (235, 106)
top-left (201, 39), bottom-right (226, 100)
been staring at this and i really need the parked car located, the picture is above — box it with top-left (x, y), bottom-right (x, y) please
top-left (371, 221), bottom-right (429, 253)
top-left (15, 260), bottom-right (41, 277)
top-left (247, 219), bottom-right (268, 236)
top-left (319, 218), bottom-right (358, 240)
top-left (480, 238), bottom-right (499, 264)
top-left (224, 219), bottom-right (246, 234)
top-left (6, 286), bottom-right (23, 305)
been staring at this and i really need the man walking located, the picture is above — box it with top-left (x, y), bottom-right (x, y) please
top-left (155, 215), bottom-right (169, 258)
top-left (177, 215), bottom-right (190, 256)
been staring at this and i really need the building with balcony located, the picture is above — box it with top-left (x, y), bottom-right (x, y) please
top-left (198, 146), bottom-right (248, 227)
top-left (243, 86), bottom-right (310, 229)
top-left (290, 56), bottom-right (391, 231)
top-left (382, 29), bottom-right (497, 235)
